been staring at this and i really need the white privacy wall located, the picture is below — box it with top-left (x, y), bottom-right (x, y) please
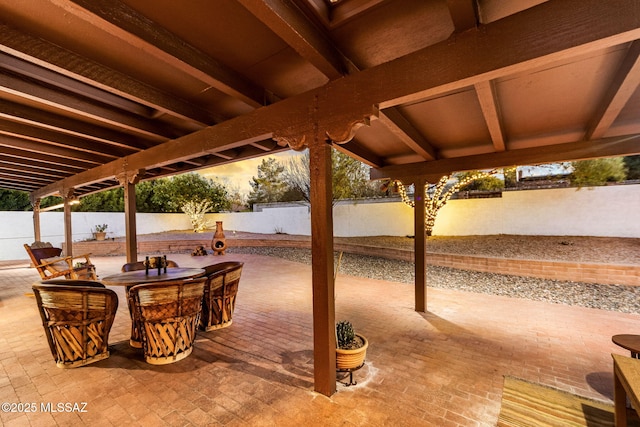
top-left (0, 184), bottom-right (638, 260)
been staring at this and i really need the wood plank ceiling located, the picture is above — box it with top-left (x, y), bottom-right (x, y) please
top-left (0, 0), bottom-right (639, 200)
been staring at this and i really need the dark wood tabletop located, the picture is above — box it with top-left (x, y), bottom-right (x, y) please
top-left (101, 267), bottom-right (205, 286)
top-left (613, 334), bottom-right (640, 358)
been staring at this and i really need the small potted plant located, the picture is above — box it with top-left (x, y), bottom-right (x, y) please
top-left (93, 224), bottom-right (108, 241)
top-left (335, 320), bottom-right (368, 371)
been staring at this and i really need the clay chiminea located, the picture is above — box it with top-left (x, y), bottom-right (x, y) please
top-left (211, 221), bottom-right (227, 255)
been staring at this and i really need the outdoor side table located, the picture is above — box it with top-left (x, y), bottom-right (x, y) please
top-left (613, 335), bottom-right (640, 359)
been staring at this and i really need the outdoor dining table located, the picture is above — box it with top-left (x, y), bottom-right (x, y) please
top-left (101, 267), bottom-right (206, 347)
top-left (100, 267), bottom-right (206, 286)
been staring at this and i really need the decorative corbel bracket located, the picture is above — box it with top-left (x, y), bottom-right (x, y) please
top-left (116, 168), bottom-right (145, 186)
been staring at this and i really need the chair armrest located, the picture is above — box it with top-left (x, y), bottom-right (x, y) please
top-left (70, 253), bottom-right (93, 264)
top-left (37, 256), bottom-right (74, 269)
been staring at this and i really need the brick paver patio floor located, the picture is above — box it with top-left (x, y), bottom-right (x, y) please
top-left (1, 252), bottom-right (638, 426)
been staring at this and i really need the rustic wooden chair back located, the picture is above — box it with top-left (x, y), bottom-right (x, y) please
top-left (24, 242), bottom-right (96, 280)
top-left (121, 260), bottom-right (179, 272)
top-left (129, 278), bottom-right (206, 365)
top-left (32, 283), bottom-right (118, 368)
top-left (200, 262), bottom-right (244, 331)
top-left (120, 260), bottom-right (181, 347)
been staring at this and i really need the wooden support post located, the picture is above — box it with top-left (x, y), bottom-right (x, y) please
top-left (309, 140), bottom-right (337, 396)
top-left (32, 198), bottom-right (41, 242)
top-left (117, 169), bottom-right (144, 263)
top-left (414, 180), bottom-right (427, 312)
top-left (124, 182), bottom-right (137, 263)
top-left (63, 189), bottom-right (74, 257)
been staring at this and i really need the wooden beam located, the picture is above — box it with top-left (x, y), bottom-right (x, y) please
top-left (238, 0), bottom-right (349, 79)
top-left (0, 24), bottom-right (219, 126)
top-left (0, 71), bottom-right (175, 140)
top-left (0, 155), bottom-right (80, 175)
top-left (474, 81), bottom-right (506, 152)
top-left (0, 161), bottom-right (67, 179)
top-left (0, 134), bottom-right (106, 165)
top-left (68, 0), bottom-right (266, 108)
top-left (587, 40), bottom-right (640, 139)
top-left (377, 107), bottom-right (437, 160)
top-left (445, 0), bottom-right (478, 33)
top-left (0, 120), bottom-right (139, 157)
top-left (0, 99), bottom-right (156, 149)
top-left (32, 0), bottom-right (640, 198)
top-left (332, 138), bottom-right (384, 167)
top-left (0, 146), bottom-right (87, 170)
top-left (0, 51), bottom-right (152, 116)
top-left (371, 134), bottom-right (640, 181)
top-left (308, 138), bottom-right (336, 397)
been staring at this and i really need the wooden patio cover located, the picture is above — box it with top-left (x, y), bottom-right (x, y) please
top-left (1, 0), bottom-right (640, 395)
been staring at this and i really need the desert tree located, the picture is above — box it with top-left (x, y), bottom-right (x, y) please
top-left (283, 148), bottom-right (383, 205)
top-left (394, 171), bottom-right (496, 236)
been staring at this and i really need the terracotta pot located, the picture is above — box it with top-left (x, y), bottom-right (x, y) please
top-left (336, 334), bottom-right (368, 370)
top-left (94, 231), bottom-right (106, 241)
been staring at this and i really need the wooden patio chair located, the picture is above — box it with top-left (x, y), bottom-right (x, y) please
top-left (121, 259), bottom-right (180, 347)
top-left (24, 242), bottom-right (96, 280)
top-left (200, 261), bottom-right (244, 331)
top-left (129, 278), bottom-right (206, 365)
top-left (32, 282), bottom-right (118, 368)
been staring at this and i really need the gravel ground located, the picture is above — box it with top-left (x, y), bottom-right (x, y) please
top-left (228, 246), bottom-right (640, 314)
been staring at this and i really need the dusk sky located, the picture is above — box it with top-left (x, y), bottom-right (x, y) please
top-left (200, 150), bottom-right (299, 197)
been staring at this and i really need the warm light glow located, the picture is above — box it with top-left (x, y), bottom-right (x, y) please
top-left (394, 170), bottom-right (498, 234)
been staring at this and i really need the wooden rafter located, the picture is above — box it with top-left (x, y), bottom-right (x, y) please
top-left (0, 71), bottom-right (175, 140)
top-left (474, 80), bottom-right (506, 152)
top-left (0, 99), bottom-right (155, 149)
top-left (445, 0), bottom-right (478, 33)
top-left (0, 135), bottom-right (109, 165)
top-left (30, 0), bottom-right (640, 199)
top-left (586, 40), bottom-right (640, 139)
top-left (0, 24), bottom-right (219, 126)
top-left (376, 107), bottom-right (437, 161)
top-left (238, 0), bottom-right (350, 79)
top-left (370, 135), bottom-right (640, 182)
top-left (67, 0), bottom-right (266, 108)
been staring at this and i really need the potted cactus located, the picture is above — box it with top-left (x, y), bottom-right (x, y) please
top-left (335, 320), bottom-right (368, 370)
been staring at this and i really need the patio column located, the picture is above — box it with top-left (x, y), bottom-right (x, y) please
top-left (63, 189), bottom-right (75, 256)
top-left (117, 169), bottom-right (144, 263)
top-left (414, 180), bottom-right (427, 312)
top-left (308, 139), bottom-right (337, 396)
top-left (32, 198), bottom-right (41, 242)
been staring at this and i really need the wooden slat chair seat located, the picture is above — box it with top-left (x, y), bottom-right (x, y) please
top-left (32, 282), bottom-right (118, 368)
top-left (24, 242), bottom-right (96, 280)
top-left (129, 278), bottom-right (206, 365)
top-left (200, 261), bottom-right (244, 331)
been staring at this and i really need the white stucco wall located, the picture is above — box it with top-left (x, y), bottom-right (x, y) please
top-left (2, 184), bottom-right (638, 260)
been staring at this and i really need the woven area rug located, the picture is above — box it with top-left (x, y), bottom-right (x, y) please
top-left (497, 376), bottom-right (640, 427)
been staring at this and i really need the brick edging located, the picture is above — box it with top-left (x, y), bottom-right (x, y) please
top-left (68, 239), bottom-right (639, 286)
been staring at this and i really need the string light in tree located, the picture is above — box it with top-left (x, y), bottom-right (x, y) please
top-left (393, 170), bottom-right (498, 236)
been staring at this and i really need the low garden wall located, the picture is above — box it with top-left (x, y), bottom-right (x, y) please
top-left (65, 236), bottom-right (639, 286)
top-left (1, 184), bottom-right (638, 262)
